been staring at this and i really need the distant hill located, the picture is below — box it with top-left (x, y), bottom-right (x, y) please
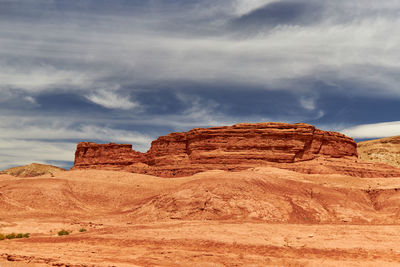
top-left (358, 136), bottom-right (400, 169)
top-left (0, 163), bottom-right (66, 177)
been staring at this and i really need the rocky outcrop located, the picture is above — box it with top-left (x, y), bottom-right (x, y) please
top-left (72, 122), bottom-right (400, 178)
top-left (73, 143), bottom-right (146, 170)
top-left (358, 136), bottom-right (400, 169)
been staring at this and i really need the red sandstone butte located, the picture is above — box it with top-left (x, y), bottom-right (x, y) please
top-left (72, 122), bottom-right (400, 178)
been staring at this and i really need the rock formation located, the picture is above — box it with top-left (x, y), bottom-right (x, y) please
top-left (72, 122), bottom-right (400, 178)
top-left (358, 136), bottom-right (400, 169)
top-left (0, 163), bottom-right (66, 177)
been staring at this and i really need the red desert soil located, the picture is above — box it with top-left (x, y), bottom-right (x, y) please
top-left (2, 123), bottom-right (400, 266)
top-left (2, 168), bottom-right (400, 266)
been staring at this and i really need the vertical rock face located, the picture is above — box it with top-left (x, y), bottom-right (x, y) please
top-left (141, 123), bottom-right (357, 175)
top-left (73, 122), bottom-right (371, 177)
top-left (74, 142), bottom-right (146, 170)
top-left (358, 136), bottom-right (400, 169)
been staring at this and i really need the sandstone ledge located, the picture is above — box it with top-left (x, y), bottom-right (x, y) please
top-left (72, 122), bottom-right (400, 178)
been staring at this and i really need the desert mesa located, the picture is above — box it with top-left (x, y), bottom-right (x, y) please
top-left (73, 122), bottom-right (400, 178)
top-left (1, 122), bottom-right (400, 266)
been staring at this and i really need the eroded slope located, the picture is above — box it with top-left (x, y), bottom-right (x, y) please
top-left (2, 168), bottom-right (400, 224)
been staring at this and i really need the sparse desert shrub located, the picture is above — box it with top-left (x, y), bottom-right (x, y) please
top-left (0, 232), bottom-right (29, 240)
top-left (16, 233), bottom-right (24, 238)
top-left (6, 233), bottom-right (16, 239)
top-left (57, 229), bottom-right (69, 236)
top-left (79, 228), bottom-right (87, 232)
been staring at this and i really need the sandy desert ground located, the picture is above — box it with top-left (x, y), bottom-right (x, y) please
top-left (2, 168), bottom-right (400, 266)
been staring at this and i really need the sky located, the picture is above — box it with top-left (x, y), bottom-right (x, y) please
top-left (1, 0), bottom-right (400, 170)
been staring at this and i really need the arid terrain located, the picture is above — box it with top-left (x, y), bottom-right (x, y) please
top-left (1, 124), bottom-right (400, 266)
top-left (3, 0), bottom-right (400, 264)
top-left (0, 163), bottom-right (66, 178)
top-left (1, 168), bottom-right (400, 266)
top-left (358, 136), bottom-right (400, 169)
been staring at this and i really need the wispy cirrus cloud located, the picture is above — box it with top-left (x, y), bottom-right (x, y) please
top-left (1, 1), bottom-right (400, 96)
top-left (0, 115), bottom-right (153, 169)
top-left (1, 0), bottom-right (400, 169)
top-left (341, 121), bottom-right (400, 139)
top-left (84, 88), bottom-right (139, 110)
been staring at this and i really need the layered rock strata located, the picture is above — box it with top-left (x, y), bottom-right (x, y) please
top-left (72, 122), bottom-right (400, 178)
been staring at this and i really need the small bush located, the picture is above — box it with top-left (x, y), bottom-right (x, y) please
top-left (57, 229), bottom-right (69, 236)
top-left (6, 233), bottom-right (16, 239)
top-left (16, 233), bottom-right (24, 238)
top-left (79, 228), bottom-right (87, 232)
top-left (0, 232), bottom-right (29, 240)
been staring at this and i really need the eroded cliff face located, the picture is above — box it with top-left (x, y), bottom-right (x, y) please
top-left (72, 122), bottom-right (400, 178)
top-left (73, 123), bottom-right (353, 174)
top-left (358, 136), bottom-right (400, 169)
top-left (73, 143), bottom-right (145, 170)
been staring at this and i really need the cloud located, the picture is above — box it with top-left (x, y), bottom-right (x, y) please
top-left (233, 0), bottom-right (278, 15)
top-left (341, 121), bottom-right (400, 139)
top-left (0, 116), bottom-right (152, 144)
top-left (0, 139), bottom-right (75, 170)
top-left (299, 96), bottom-right (316, 111)
top-left (1, 0), bottom-right (400, 169)
top-left (0, 64), bottom-right (90, 93)
top-left (85, 88), bottom-right (139, 110)
top-left (0, 115), bottom-right (153, 170)
top-left (1, 1), bottom-right (400, 101)
top-left (232, 1), bottom-right (323, 30)
top-left (0, 1), bottom-right (400, 98)
top-left (24, 96), bottom-right (38, 105)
